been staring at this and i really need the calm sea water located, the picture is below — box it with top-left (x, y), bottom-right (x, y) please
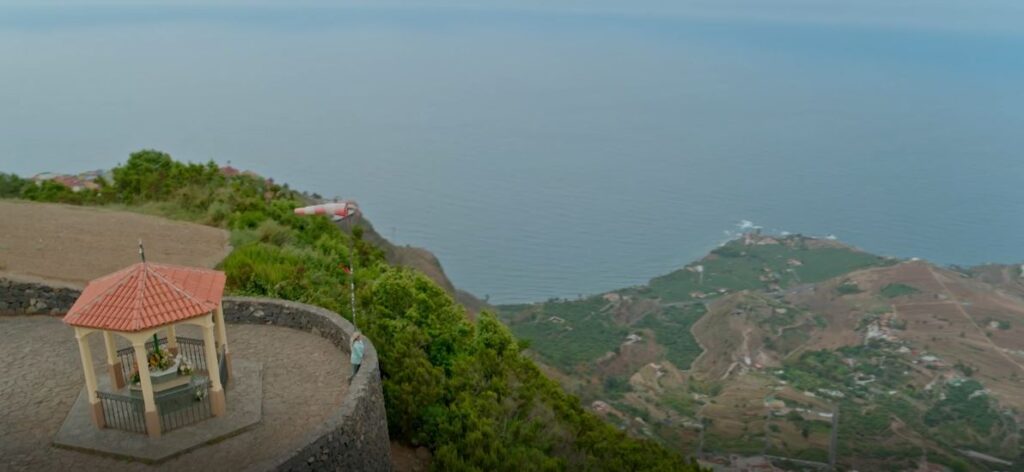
top-left (3, 4), bottom-right (1024, 303)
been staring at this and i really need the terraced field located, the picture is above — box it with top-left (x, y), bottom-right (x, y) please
top-left (0, 200), bottom-right (230, 285)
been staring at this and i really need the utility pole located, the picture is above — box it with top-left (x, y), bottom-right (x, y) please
top-left (347, 211), bottom-right (360, 329)
top-left (292, 201), bottom-right (361, 327)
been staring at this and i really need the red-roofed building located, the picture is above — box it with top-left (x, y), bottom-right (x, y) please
top-left (65, 262), bottom-right (231, 438)
top-left (53, 175), bottom-right (86, 191)
top-left (219, 165), bottom-right (241, 177)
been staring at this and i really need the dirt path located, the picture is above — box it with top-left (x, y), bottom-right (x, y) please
top-left (720, 327), bottom-right (752, 380)
top-left (0, 200), bottom-right (230, 285)
top-left (683, 302), bottom-right (712, 373)
top-left (925, 266), bottom-right (1024, 374)
top-left (994, 266), bottom-right (1024, 293)
top-left (780, 320), bottom-right (816, 361)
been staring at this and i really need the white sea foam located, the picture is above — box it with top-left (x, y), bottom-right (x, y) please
top-left (737, 220), bottom-right (760, 230)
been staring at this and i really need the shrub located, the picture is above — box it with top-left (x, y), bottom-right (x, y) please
top-left (604, 376), bottom-right (632, 398)
top-left (880, 283), bottom-right (920, 298)
top-left (836, 282), bottom-right (863, 295)
top-left (0, 172), bottom-right (29, 197)
top-left (256, 219), bottom-right (293, 246)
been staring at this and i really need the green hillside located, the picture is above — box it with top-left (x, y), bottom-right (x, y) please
top-left (1, 151), bottom-right (702, 472)
top-left (498, 230), bottom-right (1024, 471)
top-left (499, 234), bottom-right (893, 374)
top-left (647, 237), bottom-right (893, 303)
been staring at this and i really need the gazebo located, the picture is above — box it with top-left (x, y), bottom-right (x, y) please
top-left (63, 261), bottom-right (231, 438)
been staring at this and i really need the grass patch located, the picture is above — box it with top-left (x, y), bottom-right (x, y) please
top-left (924, 380), bottom-right (1001, 436)
top-left (505, 297), bottom-right (707, 372)
top-left (507, 297), bottom-right (627, 371)
top-left (793, 448), bottom-right (829, 462)
top-left (603, 376), bottom-right (632, 399)
top-left (703, 434), bottom-right (764, 455)
top-left (661, 390), bottom-right (697, 417)
top-left (880, 283), bottom-right (920, 298)
top-left (776, 326), bottom-right (811, 355)
top-left (634, 304), bottom-right (706, 369)
top-left (836, 282), bottom-right (863, 295)
top-left (614, 401), bottom-right (651, 423)
top-left (648, 238), bottom-right (892, 303)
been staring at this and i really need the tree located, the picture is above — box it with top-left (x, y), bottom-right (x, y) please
top-left (0, 172), bottom-right (29, 197)
top-left (20, 179), bottom-right (82, 204)
top-left (111, 150), bottom-right (221, 203)
top-left (112, 149), bottom-right (179, 202)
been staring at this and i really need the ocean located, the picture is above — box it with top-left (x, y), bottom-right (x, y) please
top-left (2, 3), bottom-right (1024, 303)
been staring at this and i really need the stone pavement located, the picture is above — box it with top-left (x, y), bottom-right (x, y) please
top-left (54, 360), bottom-right (263, 463)
top-left (0, 317), bottom-right (349, 471)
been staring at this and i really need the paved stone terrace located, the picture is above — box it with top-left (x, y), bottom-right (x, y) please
top-left (0, 317), bottom-right (349, 471)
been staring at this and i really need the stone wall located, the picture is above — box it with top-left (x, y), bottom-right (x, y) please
top-left (0, 278), bottom-right (80, 315)
top-left (222, 297), bottom-right (392, 472)
top-left (0, 279), bottom-right (392, 472)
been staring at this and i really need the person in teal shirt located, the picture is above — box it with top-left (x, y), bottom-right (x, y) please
top-left (349, 332), bottom-right (365, 383)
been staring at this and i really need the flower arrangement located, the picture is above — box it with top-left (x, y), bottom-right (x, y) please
top-left (147, 334), bottom-right (173, 371)
top-left (177, 356), bottom-right (194, 376)
top-left (129, 335), bottom-right (183, 385)
top-left (190, 376), bottom-right (208, 401)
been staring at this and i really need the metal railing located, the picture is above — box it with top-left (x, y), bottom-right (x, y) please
top-left (96, 378), bottom-right (214, 434)
top-left (97, 390), bottom-right (146, 434)
top-left (117, 336), bottom-right (208, 383)
top-left (157, 378), bottom-right (212, 433)
top-left (104, 336), bottom-right (220, 434)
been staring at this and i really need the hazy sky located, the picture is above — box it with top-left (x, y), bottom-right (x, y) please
top-left (2, 0), bottom-right (1023, 36)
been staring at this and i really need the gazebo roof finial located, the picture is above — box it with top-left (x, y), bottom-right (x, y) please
top-left (138, 239), bottom-right (146, 264)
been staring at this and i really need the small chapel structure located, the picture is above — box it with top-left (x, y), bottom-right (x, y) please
top-left (63, 260), bottom-right (231, 438)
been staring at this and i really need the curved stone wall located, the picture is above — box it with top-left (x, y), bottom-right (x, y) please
top-left (0, 278), bottom-right (391, 472)
top-left (222, 297), bottom-right (391, 472)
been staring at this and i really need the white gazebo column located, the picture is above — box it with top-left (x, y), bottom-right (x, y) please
top-left (75, 328), bottom-right (105, 429)
top-left (132, 339), bottom-right (161, 438)
top-left (166, 324), bottom-right (179, 355)
top-left (102, 331), bottom-right (125, 389)
top-left (202, 315), bottom-right (226, 416)
top-left (214, 303), bottom-right (231, 382)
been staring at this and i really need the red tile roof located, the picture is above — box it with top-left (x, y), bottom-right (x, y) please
top-left (219, 165), bottom-right (240, 176)
top-left (64, 263), bottom-right (226, 332)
